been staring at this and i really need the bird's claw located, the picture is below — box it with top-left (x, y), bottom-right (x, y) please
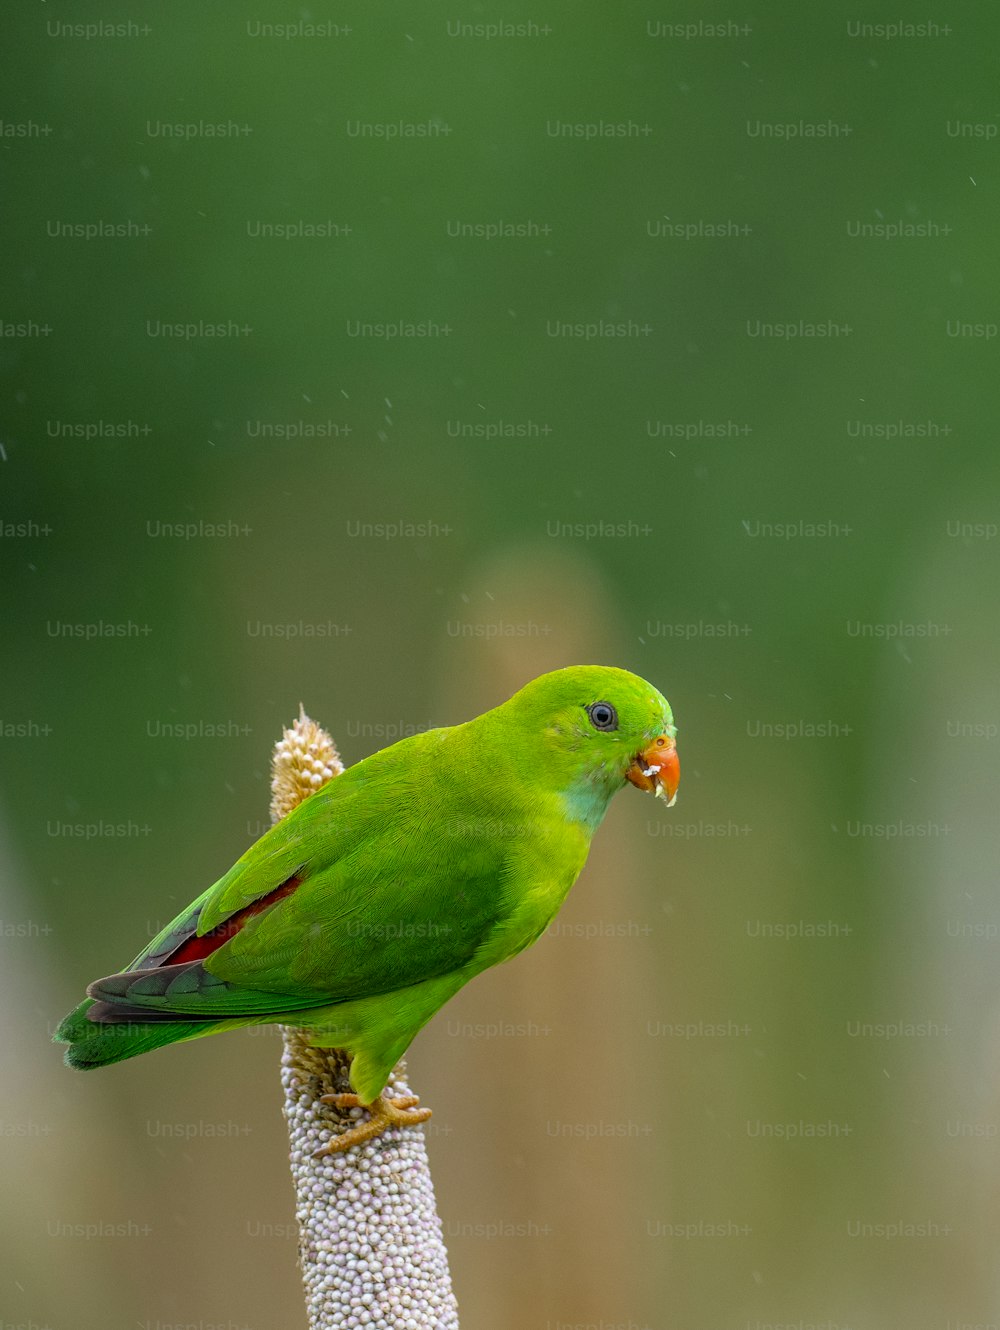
top-left (313, 1091), bottom-right (433, 1155)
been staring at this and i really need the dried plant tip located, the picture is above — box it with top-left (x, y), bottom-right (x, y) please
top-left (270, 708), bottom-right (344, 824)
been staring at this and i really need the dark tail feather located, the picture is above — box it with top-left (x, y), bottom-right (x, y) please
top-left (55, 997), bottom-right (229, 1070)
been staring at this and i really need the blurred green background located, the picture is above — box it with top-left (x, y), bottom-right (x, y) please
top-left (3, 2), bottom-right (1000, 1327)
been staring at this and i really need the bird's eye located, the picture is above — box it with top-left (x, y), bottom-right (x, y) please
top-left (585, 701), bottom-right (618, 732)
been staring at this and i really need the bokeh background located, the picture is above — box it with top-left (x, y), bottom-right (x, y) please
top-left (3, 3), bottom-right (999, 1327)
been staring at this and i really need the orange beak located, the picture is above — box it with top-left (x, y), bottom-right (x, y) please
top-left (626, 735), bottom-right (680, 806)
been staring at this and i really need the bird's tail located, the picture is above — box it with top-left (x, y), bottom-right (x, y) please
top-left (54, 997), bottom-right (235, 1070)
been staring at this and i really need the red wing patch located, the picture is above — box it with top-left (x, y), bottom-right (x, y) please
top-left (163, 875), bottom-right (302, 967)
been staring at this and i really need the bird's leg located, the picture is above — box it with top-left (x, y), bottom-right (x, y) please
top-left (313, 1091), bottom-right (433, 1155)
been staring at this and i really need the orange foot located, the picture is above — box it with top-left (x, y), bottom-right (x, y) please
top-left (314, 1091), bottom-right (433, 1155)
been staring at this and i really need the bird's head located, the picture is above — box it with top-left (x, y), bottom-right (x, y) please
top-left (499, 665), bottom-right (679, 819)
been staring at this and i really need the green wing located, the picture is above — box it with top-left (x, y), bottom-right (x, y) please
top-left (88, 730), bottom-right (518, 1019)
top-left (116, 745), bottom-right (404, 975)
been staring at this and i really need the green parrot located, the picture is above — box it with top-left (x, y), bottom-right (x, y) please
top-left (55, 665), bottom-right (679, 1151)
